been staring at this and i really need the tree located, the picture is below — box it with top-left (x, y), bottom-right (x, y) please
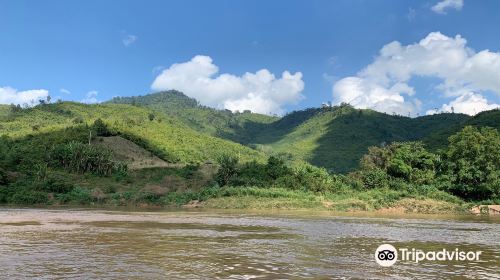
top-left (361, 142), bottom-right (438, 184)
top-left (148, 113), bottom-right (155, 121)
top-left (93, 118), bottom-right (110, 136)
top-left (9, 104), bottom-right (22, 113)
top-left (443, 126), bottom-right (500, 199)
top-left (215, 154), bottom-right (239, 186)
top-left (266, 155), bottom-right (290, 180)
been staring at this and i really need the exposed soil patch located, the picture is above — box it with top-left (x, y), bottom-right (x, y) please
top-left (93, 136), bottom-right (183, 170)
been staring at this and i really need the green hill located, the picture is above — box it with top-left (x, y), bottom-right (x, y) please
top-left (106, 91), bottom-right (500, 173)
top-left (1, 94), bottom-right (498, 209)
top-left (107, 91), bottom-right (278, 143)
top-left (245, 105), bottom-right (470, 172)
top-left (6, 92), bottom-right (494, 174)
top-left (0, 102), bottom-right (266, 164)
top-left (420, 109), bottom-right (500, 151)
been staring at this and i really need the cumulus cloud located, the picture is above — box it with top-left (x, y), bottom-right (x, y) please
top-left (332, 32), bottom-right (500, 116)
top-left (426, 92), bottom-right (499, 115)
top-left (333, 77), bottom-right (420, 115)
top-left (0, 87), bottom-right (49, 106)
top-left (151, 55), bottom-right (304, 115)
top-left (431, 0), bottom-right (463, 14)
top-left (81, 90), bottom-right (99, 104)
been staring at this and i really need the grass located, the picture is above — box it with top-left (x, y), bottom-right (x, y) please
top-left (184, 187), bottom-right (467, 214)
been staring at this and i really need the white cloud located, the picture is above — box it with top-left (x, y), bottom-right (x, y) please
top-left (151, 55), bottom-right (304, 115)
top-left (0, 87), bottom-right (49, 106)
top-left (332, 32), bottom-right (500, 116)
top-left (431, 0), bottom-right (463, 14)
top-left (333, 77), bottom-right (420, 115)
top-left (426, 92), bottom-right (499, 115)
top-left (122, 33), bottom-right (137, 47)
top-left (81, 90), bottom-right (99, 104)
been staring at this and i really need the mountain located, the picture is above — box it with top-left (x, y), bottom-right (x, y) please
top-left (244, 105), bottom-right (470, 172)
top-left (0, 102), bottom-right (266, 164)
top-left (108, 91), bottom-right (500, 173)
top-left (3, 92), bottom-right (498, 173)
top-left (107, 91), bottom-right (278, 143)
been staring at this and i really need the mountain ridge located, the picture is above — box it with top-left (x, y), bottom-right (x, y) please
top-left (108, 91), bottom-right (498, 172)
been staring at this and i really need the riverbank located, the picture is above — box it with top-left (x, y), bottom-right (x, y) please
top-left (3, 186), bottom-right (496, 215)
top-left (192, 187), bottom-right (471, 214)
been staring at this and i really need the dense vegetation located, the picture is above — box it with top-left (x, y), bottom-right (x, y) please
top-left (0, 101), bottom-right (266, 163)
top-left (1, 92), bottom-right (499, 212)
top-left (108, 91), bottom-right (278, 143)
top-left (108, 91), bottom-right (498, 173)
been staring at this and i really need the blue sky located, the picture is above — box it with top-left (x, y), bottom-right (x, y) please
top-left (1, 0), bottom-right (499, 115)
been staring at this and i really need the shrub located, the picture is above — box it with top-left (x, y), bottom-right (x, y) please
top-left (93, 118), bottom-right (111, 136)
top-left (50, 141), bottom-right (126, 176)
top-left (215, 154), bottom-right (239, 186)
top-left (281, 163), bottom-right (334, 193)
top-left (57, 186), bottom-right (93, 204)
top-left (230, 160), bottom-right (268, 187)
top-left (0, 168), bottom-right (7, 185)
top-left (34, 175), bottom-right (74, 193)
top-left (148, 113), bottom-right (155, 121)
top-left (361, 142), bottom-right (438, 185)
top-left (10, 190), bottom-right (48, 204)
top-left (266, 156), bottom-right (290, 180)
top-left (72, 116), bottom-right (84, 124)
top-left (359, 169), bottom-right (389, 189)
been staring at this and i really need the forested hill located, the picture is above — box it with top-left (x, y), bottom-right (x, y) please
top-left (2, 92), bottom-right (497, 173)
top-left (107, 91), bottom-right (499, 172)
top-left (0, 102), bottom-right (266, 164)
top-left (107, 91), bottom-right (278, 143)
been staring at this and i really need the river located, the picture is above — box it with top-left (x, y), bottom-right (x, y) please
top-left (0, 208), bottom-right (498, 279)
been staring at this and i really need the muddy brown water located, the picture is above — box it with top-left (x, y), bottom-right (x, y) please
top-left (0, 208), bottom-right (498, 279)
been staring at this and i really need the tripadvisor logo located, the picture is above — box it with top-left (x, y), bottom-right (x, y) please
top-left (375, 244), bottom-right (482, 267)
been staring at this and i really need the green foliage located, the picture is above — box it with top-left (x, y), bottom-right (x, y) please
top-left (93, 118), bottom-right (111, 136)
top-left (0, 101), bottom-right (266, 165)
top-left (33, 173), bottom-right (74, 193)
top-left (284, 163), bottom-right (335, 193)
top-left (360, 142), bottom-right (438, 185)
top-left (0, 92), bottom-right (499, 207)
top-left (358, 169), bottom-right (390, 189)
top-left (0, 168), bottom-right (7, 185)
top-left (265, 156), bottom-right (290, 180)
top-left (107, 90), bottom-right (278, 144)
top-left (148, 113), bottom-right (155, 121)
top-left (50, 141), bottom-right (125, 176)
top-left (57, 186), bottom-right (93, 204)
top-left (442, 126), bottom-right (500, 199)
top-left (10, 190), bottom-right (49, 205)
top-left (215, 154), bottom-right (239, 186)
top-left (105, 91), bottom-right (499, 174)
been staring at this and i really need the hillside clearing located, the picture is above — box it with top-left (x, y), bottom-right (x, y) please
top-left (92, 136), bottom-right (181, 170)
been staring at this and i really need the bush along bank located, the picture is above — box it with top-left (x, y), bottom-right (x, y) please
top-left (0, 125), bottom-right (498, 214)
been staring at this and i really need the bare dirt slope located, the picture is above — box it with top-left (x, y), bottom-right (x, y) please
top-left (93, 136), bottom-right (182, 170)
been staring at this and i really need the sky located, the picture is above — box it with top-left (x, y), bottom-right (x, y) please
top-left (1, 0), bottom-right (499, 116)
